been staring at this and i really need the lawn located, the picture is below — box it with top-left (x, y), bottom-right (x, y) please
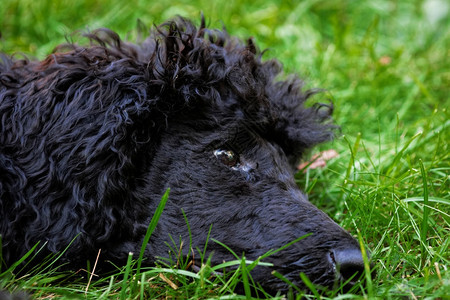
top-left (0, 0), bottom-right (448, 299)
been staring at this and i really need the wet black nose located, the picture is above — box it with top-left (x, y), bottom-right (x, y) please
top-left (331, 248), bottom-right (365, 283)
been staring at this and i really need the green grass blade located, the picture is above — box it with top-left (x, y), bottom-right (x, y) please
top-left (260, 233), bottom-right (312, 260)
top-left (211, 239), bottom-right (240, 260)
top-left (211, 259), bottom-right (272, 272)
top-left (139, 272), bottom-right (145, 300)
top-left (0, 242), bottom-right (40, 277)
top-left (299, 272), bottom-right (321, 300)
top-left (271, 270), bottom-right (303, 294)
top-left (343, 132), bottom-right (361, 186)
top-left (385, 131), bottom-right (422, 176)
top-left (99, 276), bottom-right (115, 299)
top-left (419, 159), bottom-right (430, 265)
top-left (120, 252), bottom-right (134, 300)
top-left (181, 208), bottom-right (193, 261)
top-left (240, 256), bottom-right (252, 299)
top-left (136, 188), bottom-right (170, 276)
top-left (357, 230), bottom-right (373, 298)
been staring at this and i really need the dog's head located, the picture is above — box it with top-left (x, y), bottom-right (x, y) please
top-left (0, 17), bottom-right (367, 294)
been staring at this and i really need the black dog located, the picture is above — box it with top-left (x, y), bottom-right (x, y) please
top-left (0, 17), bottom-right (366, 293)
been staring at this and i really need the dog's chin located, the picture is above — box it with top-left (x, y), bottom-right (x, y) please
top-left (191, 257), bottom-right (364, 296)
top-left (191, 261), bottom-right (334, 295)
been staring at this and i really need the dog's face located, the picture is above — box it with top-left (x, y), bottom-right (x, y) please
top-left (129, 101), bottom-right (365, 293)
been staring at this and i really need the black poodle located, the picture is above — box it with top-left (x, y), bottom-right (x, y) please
top-left (0, 17), bottom-right (365, 293)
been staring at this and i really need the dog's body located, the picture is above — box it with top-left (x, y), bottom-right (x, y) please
top-left (0, 17), bottom-right (364, 292)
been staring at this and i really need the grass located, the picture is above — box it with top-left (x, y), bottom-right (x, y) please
top-left (0, 0), bottom-right (449, 298)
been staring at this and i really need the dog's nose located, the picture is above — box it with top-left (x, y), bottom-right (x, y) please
top-left (331, 248), bottom-right (365, 283)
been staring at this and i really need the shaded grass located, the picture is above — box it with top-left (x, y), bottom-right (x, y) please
top-left (1, 0), bottom-right (449, 298)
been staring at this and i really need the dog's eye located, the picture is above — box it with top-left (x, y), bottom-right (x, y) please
top-left (214, 149), bottom-right (240, 167)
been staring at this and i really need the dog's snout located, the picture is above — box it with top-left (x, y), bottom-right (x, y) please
top-left (330, 248), bottom-right (365, 284)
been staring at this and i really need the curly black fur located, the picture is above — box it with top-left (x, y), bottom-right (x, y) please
top-left (0, 17), bottom-right (363, 293)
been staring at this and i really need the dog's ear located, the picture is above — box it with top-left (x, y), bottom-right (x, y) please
top-left (18, 38), bottom-right (164, 203)
top-left (266, 75), bottom-right (337, 164)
